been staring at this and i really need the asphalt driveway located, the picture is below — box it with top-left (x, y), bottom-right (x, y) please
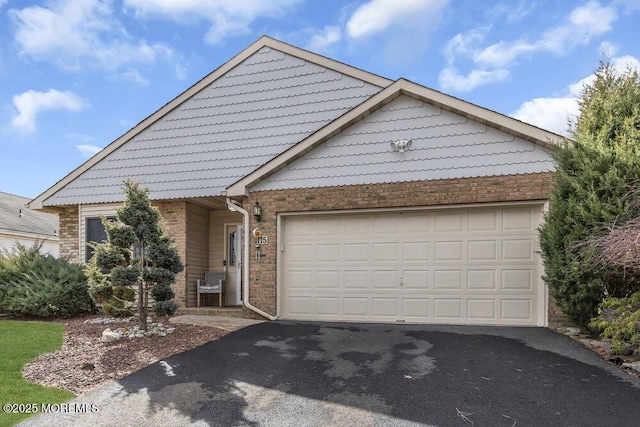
top-left (19, 322), bottom-right (640, 426)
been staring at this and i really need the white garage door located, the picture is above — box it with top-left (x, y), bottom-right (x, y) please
top-left (281, 205), bottom-right (544, 325)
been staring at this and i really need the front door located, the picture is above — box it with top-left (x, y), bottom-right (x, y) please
top-left (224, 224), bottom-right (243, 306)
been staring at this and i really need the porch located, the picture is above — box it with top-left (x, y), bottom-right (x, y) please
top-left (171, 197), bottom-right (246, 309)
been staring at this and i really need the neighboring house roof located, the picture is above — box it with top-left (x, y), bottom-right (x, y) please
top-left (0, 192), bottom-right (58, 238)
top-left (29, 37), bottom-right (563, 209)
top-left (29, 36), bottom-right (391, 210)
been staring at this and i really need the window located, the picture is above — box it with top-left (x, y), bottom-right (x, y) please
top-left (85, 217), bottom-right (115, 262)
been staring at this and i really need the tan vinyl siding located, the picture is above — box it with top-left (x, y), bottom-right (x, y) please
top-left (186, 203), bottom-right (209, 307)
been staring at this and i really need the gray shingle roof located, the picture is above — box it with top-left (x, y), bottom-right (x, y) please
top-left (42, 45), bottom-right (384, 206)
top-left (0, 192), bottom-right (58, 237)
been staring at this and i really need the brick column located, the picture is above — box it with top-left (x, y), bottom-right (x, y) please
top-left (159, 201), bottom-right (188, 307)
top-left (58, 206), bottom-right (80, 263)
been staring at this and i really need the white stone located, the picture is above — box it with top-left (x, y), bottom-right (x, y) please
top-left (564, 327), bottom-right (581, 336)
top-left (623, 361), bottom-right (640, 372)
top-left (101, 328), bottom-right (123, 343)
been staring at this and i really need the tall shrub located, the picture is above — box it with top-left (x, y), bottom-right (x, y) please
top-left (539, 61), bottom-right (640, 326)
top-left (86, 180), bottom-right (183, 330)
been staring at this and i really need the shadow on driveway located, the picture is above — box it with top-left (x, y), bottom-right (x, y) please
top-left (19, 322), bottom-right (640, 426)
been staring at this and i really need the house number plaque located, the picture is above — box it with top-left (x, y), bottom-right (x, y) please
top-left (257, 236), bottom-right (268, 245)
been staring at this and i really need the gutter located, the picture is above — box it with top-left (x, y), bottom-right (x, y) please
top-left (226, 198), bottom-right (278, 321)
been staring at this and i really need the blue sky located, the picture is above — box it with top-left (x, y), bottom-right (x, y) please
top-left (1, 0), bottom-right (639, 199)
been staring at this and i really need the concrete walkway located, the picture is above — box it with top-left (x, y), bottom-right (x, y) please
top-left (169, 314), bottom-right (264, 332)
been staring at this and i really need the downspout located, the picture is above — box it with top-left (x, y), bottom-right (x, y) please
top-left (227, 198), bottom-right (278, 321)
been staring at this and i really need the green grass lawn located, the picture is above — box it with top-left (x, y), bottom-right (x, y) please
top-left (0, 320), bottom-right (74, 427)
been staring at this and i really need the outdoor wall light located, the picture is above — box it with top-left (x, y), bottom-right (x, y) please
top-left (390, 138), bottom-right (412, 153)
top-left (253, 201), bottom-right (263, 222)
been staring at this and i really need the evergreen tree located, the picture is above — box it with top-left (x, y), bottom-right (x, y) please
top-left (86, 180), bottom-right (183, 330)
top-left (539, 61), bottom-right (640, 326)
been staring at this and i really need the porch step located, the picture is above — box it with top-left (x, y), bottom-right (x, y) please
top-left (176, 306), bottom-right (259, 319)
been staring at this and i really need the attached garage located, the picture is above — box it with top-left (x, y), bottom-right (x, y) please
top-left (280, 203), bottom-right (546, 326)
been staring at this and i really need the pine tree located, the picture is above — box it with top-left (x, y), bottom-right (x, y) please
top-left (86, 180), bottom-right (183, 330)
top-left (539, 61), bottom-right (640, 326)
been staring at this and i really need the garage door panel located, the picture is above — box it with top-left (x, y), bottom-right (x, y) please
top-left (344, 243), bottom-right (369, 262)
top-left (373, 215), bottom-right (400, 234)
top-left (288, 297), bottom-right (314, 315)
top-left (403, 298), bottom-right (429, 320)
top-left (435, 212), bottom-right (464, 232)
top-left (402, 270), bottom-right (430, 290)
top-left (468, 240), bottom-right (497, 261)
top-left (343, 297), bottom-right (368, 316)
top-left (501, 299), bottom-right (533, 321)
top-left (501, 269), bottom-right (533, 290)
top-left (434, 298), bottom-right (463, 319)
top-left (403, 214), bottom-right (431, 233)
top-left (316, 244), bottom-right (341, 262)
top-left (468, 269), bottom-right (497, 290)
top-left (503, 208), bottom-right (534, 230)
top-left (316, 271), bottom-right (340, 288)
top-left (373, 242), bottom-right (400, 262)
top-left (403, 241), bottom-right (430, 262)
top-left (467, 299), bottom-right (497, 320)
top-left (372, 297), bottom-right (398, 317)
top-left (288, 270), bottom-right (313, 289)
top-left (289, 244), bottom-right (314, 263)
top-left (468, 211), bottom-right (498, 231)
top-left (372, 270), bottom-right (398, 289)
top-left (316, 297), bottom-right (340, 316)
top-left (282, 205), bottom-right (543, 326)
top-left (502, 239), bottom-right (533, 260)
top-left (434, 241), bottom-right (463, 261)
top-left (344, 270), bottom-right (370, 289)
top-left (434, 270), bottom-right (462, 289)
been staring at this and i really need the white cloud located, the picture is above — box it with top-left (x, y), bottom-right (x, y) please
top-left (441, 1), bottom-right (619, 92)
top-left (511, 97), bottom-right (579, 136)
top-left (12, 89), bottom-right (89, 134)
top-left (0, 0), bottom-right (8, 8)
top-left (10, 0), bottom-right (171, 75)
top-left (121, 69), bottom-right (150, 86)
top-left (346, 0), bottom-right (449, 38)
top-left (439, 68), bottom-right (509, 92)
top-left (123, 0), bottom-right (301, 45)
top-left (510, 53), bottom-right (640, 136)
top-left (305, 26), bottom-right (341, 52)
top-left (76, 144), bottom-right (102, 157)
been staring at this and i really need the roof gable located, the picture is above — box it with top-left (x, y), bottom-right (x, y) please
top-left (30, 36), bottom-right (391, 209)
top-left (250, 95), bottom-right (555, 191)
top-left (227, 79), bottom-right (563, 196)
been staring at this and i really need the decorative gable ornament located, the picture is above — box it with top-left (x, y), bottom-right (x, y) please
top-left (390, 139), bottom-right (412, 153)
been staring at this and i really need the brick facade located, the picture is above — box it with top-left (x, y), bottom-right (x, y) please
top-left (54, 172), bottom-right (568, 327)
top-left (58, 206), bottom-right (79, 261)
top-left (245, 172), bottom-right (562, 323)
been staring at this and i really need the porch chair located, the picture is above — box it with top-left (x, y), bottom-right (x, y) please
top-left (197, 271), bottom-right (225, 307)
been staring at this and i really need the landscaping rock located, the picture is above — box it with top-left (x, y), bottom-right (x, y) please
top-left (580, 338), bottom-right (612, 353)
top-left (623, 361), bottom-right (640, 373)
top-left (100, 322), bottom-right (177, 342)
top-left (564, 327), bottom-right (582, 336)
top-left (101, 328), bottom-right (122, 343)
